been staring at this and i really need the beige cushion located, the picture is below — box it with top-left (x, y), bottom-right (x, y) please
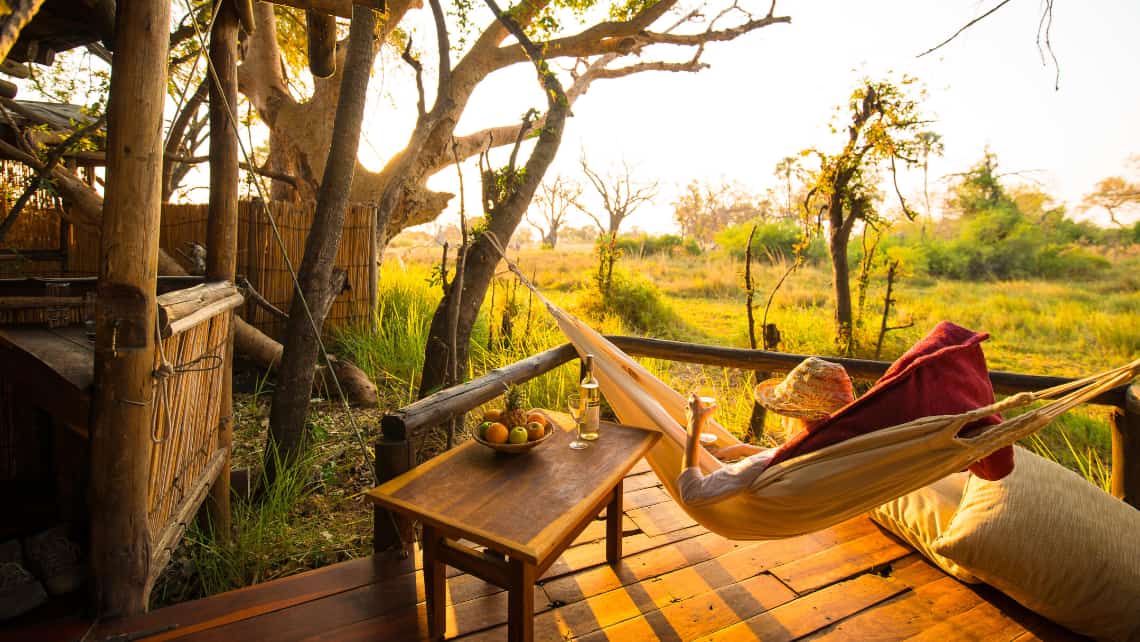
top-left (869, 472), bottom-right (979, 583)
top-left (933, 447), bottom-right (1140, 642)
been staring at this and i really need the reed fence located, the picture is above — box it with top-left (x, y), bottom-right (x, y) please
top-left (1, 200), bottom-right (379, 338)
top-left (146, 300), bottom-right (233, 577)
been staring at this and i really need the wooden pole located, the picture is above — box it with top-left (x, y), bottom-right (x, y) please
top-left (1112, 382), bottom-right (1140, 508)
top-left (89, 0), bottom-right (171, 617)
top-left (204, 0), bottom-right (240, 540)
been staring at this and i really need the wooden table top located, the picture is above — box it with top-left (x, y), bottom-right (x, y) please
top-left (0, 326), bottom-right (93, 428)
top-left (367, 418), bottom-right (659, 565)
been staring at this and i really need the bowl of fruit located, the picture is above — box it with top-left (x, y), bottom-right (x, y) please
top-left (472, 387), bottom-right (555, 454)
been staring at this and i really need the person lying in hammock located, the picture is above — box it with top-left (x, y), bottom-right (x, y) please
top-left (679, 357), bottom-right (855, 506)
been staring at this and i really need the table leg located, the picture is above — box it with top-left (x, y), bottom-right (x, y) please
top-left (507, 558), bottom-right (536, 642)
top-left (421, 524), bottom-right (446, 641)
top-left (606, 478), bottom-right (624, 566)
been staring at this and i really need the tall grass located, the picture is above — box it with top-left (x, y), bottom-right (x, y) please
top-left (150, 447), bottom-right (319, 608)
top-left (370, 247), bottom-right (1135, 478)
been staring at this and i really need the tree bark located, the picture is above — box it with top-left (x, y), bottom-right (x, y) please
top-left (0, 0), bottom-right (47, 63)
top-left (89, 0), bottom-right (170, 617)
top-left (418, 0), bottom-right (571, 399)
top-left (266, 5), bottom-right (377, 478)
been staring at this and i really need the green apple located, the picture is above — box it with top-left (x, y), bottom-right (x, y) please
top-left (508, 426), bottom-right (528, 444)
top-left (477, 421), bottom-right (492, 439)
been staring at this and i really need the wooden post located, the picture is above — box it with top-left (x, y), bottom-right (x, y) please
top-left (305, 10), bottom-right (337, 78)
top-left (373, 420), bottom-right (413, 552)
top-left (203, 0), bottom-right (241, 540)
top-left (89, 0), bottom-right (171, 618)
top-left (1112, 382), bottom-right (1140, 508)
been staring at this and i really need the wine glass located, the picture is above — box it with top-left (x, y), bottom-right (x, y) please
top-left (567, 393), bottom-right (589, 450)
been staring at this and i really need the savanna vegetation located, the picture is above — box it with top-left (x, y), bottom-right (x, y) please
top-left (154, 160), bottom-right (1138, 604)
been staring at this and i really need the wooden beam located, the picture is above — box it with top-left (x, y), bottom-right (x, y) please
top-left (1112, 383), bottom-right (1140, 508)
top-left (380, 343), bottom-right (577, 441)
top-left (259, 0), bottom-right (382, 20)
top-left (306, 10), bottom-right (337, 78)
top-left (384, 337), bottom-right (1135, 444)
top-left (604, 336), bottom-right (1132, 409)
top-left (205, 0), bottom-right (241, 541)
top-left (0, 0), bottom-right (47, 63)
top-left (89, 0), bottom-right (171, 618)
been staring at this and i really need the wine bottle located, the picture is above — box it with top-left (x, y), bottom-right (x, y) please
top-left (580, 353), bottom-right (600, 440)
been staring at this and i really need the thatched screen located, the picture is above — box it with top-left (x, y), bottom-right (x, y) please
top-left (2, 200), bottom-right (379, 338)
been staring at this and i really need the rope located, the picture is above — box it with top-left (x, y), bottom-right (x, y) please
top-left (179, 1), bottom-right (378, 495)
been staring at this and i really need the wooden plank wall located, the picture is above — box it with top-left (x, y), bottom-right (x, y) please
top-left (3, 201), bottom-right (378, 338)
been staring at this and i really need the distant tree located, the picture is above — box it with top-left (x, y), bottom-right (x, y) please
top-left (1082, 159), bottom-right (1140, 227)
top-left (774, 156), bottom-right (802, 220)
top-left (527, 176), bottom-right (580, 248)
top-left (577, 157), bottom-right (659, 237)
top-left (916, 131), bottom-right (944, 232)
top-left (673, 180), bottom-right (767, 249)
top-left (802, 78), bottom-right (934, 354)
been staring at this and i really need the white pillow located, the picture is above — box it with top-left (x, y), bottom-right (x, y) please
top-left (869, 472), bottom-right (979, 583)
top-left (932, 447), bottom-right (1140, 642)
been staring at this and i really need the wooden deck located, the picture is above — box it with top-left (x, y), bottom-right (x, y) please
top-left (17, 461), bottom-right (1085, 641)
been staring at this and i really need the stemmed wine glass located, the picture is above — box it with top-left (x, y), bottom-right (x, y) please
top-left (567, 393), bottom-right (589, 450)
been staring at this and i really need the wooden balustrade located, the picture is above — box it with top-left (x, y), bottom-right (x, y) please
top-left (376, 338), bottom-right (1140, 533)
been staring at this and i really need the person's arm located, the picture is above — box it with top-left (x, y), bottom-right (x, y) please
top-left (711, 443), bottom-right (765, 462)
top-left (683, 393), bottom-right (714, 470)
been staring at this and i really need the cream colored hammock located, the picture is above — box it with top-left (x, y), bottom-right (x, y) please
top-left (492, 252), bottom-right (1140, 540)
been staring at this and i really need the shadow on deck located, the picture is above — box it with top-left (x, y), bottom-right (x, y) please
top-left (15, 461), bottom-right (1085, 641)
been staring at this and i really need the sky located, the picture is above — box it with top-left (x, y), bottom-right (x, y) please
top-left (357, 0), bottom-right (1140, 236)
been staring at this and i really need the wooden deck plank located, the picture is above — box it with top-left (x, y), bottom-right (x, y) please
top-left (806, 576), bottom-right (984, 641)
top-left (904, 601), bottom-right (1041, 642)
top-left (15, 468), bottom-right (1078, 642)
top-left (573, 574), bottom-right (796, 642)
top-left (627, 498), bottom-right (699, 537)
top-left (542, 517), bottom-right (878, 608)
top-left (623, 469), bottom-right (664, 492)
top-left (769, 531), bottom-right (911, 594)
top-left (691, 574), bottom-right (909, 642)
top-left (97, 553), bottom-right (414, 641)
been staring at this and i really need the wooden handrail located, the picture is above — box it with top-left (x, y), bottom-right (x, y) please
top-left (378, 337), bottom-right (1139, 507)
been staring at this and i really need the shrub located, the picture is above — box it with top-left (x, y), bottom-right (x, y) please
top-left (616, 233), bottom-right (700, 257)
top-left (716, 220), bottom-right (826, 263)
top-left (579, 269), bottom-right (680, 336)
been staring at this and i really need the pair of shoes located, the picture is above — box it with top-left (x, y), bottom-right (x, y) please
top-left (23, 526), bottom-right (84, 597)
top-left (0, 540), bottom-right (47, 620)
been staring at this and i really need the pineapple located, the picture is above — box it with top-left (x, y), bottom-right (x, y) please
top-left (502, 385), bottom-right (528, 428)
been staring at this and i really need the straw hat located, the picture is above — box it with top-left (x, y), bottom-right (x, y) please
top-left (754, 357), bottom-right (855, 420)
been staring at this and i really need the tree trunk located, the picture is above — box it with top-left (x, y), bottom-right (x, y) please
top-left (830, 220), bottom-right (854, 355)
top-left (266, 5), bottom-right (376, 478)
top-left (418, 1), bottom-right (571, 399)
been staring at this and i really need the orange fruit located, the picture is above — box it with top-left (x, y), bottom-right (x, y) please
top-left (526, 421), bottom-right (544, 442)
top-left (525, 411), bottom-right (547, 427)
top-left (484, 422), bottom-right (509, 444)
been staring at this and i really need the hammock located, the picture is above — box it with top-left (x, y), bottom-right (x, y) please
top-left (556, 311), bottom-right (1139, 538)
top-left (488, 240), bottom-right (1140, 539)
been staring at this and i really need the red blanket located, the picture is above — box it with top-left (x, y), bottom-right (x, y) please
top-left (765, 321), bottom-right (1014, 480)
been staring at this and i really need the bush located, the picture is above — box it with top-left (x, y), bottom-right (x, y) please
top-left (616, 233), bottom-right (700, 257)
top-left (716, 220), bottom-right (826, 263)
top-left (579, 269), bottom-right (679, 336)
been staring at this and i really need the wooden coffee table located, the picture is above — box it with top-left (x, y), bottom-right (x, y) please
top-left (366, 418), bottom-right (660, 642)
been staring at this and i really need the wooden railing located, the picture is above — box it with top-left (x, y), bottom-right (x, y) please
top-left (145, 282), bottom-right (243, 588)
top-left (375, 337), bottom-right (1139, 548)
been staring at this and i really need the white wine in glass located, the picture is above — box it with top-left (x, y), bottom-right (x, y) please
top-left (567, 393), bottom-right (589, 450)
